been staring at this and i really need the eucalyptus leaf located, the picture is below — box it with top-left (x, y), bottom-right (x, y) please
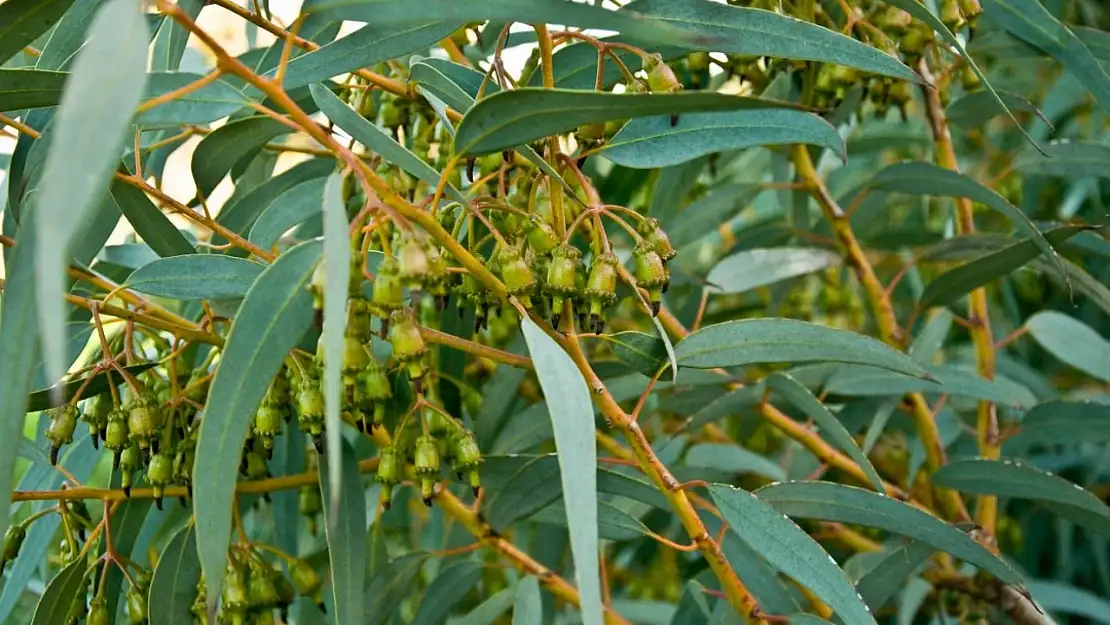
top-left (127, 256), bottom-right (264, 300)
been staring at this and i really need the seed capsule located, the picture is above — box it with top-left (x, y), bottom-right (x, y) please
top-left (87, 599), bottom-right (109, 625)
top-left (583, 252), bottom-right (619, 334)
top-left (300, 485), bottom-right (323, 535)
top-left (638, 217), bottom-right (676, 264)
top-left (544, 245), bottom-right (582, 329)
top-left (222, 564), bottom-right (250, 614)
top-left (524, 215), bottom-right (558, 257)
top-left (452, 433), bottom-right (483, 495)
top-left (290, 560), bottom-right (325, 612)
top-left (397, 237), bottom-right (431, 289)
top-left (1, 524), bottom-right (26, 571)
top-left (248, 561), bottom-right (281, 609)
top-left (83, 394), bottom-right (111, 449)
top-left (147, 453), bottom-right (173, 509)
top-left (127, 394), bottom-right (163, 452)
top-left (104, 408), bottom-right (130, 469)
top-left (253, 405), bottom-right (284, 451)
top-left (498, 247), bottom-right (536, 309)
top-left (414, 435), bottom-right (441, 505)
top-left (296, 378), bottom-right (325, 448)
top-left (388, 311), bottom-right (428, 381)
top-left (46, 404), bottom-right (79, 465)
top-left (355, 360), bottom-right (392, 432)
top-left (120, 444), bottom-right (141, 497)
top-left (633, 241), bottom-right (669, 315)
top-left (375, 445), bottom-right (400, 510)
top-left (126, 586), bottom-right (147, 624)
top-left (369, 258), bottom-right (404, 332)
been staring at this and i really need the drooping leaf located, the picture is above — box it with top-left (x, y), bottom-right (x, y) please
top-left (946, 89), bottom-right (1049, 129)
top-left (756, 481), bottom-right (1021, 585)
top-left (1027, 580), bottom-right (1110, 624)
top-left (454, 89), bottom-right (806, 156)
top-left (30, 557), bottom-right (87, 625)
top-left (708, 484), bottom-right (876, 624)
top-left (190, 116), bottom-right (292, 200)
top-left (109, 177), bottom-right (196, 258)
top-left (34, 0), bottom-right (148, 414)
top-left (1006, 401), bottom-right (1110, 451)
top-left (303, 0), bottom-right (702, 47)
top-left (604, 331), bottom-right (669, 378)
top-left (918, 226), bottom-right (1087, 310)
top-left (147, 524), bottom-right (201, 625)
top-left (706, 247), bottom-right (841, 295)
top-left (855, 541), bottom-right (936, 612)
top-left (1013, 142), bottom-right (1110, 179)
top-left (982, 0), bottom-right (1110, 113)
top-left (520, 318), bottom-right (603, 625)
top-left (320, 173), bottom-right (348, 506)
top-left (276, 21), bottom-right (459, 90)
top-left (933, 458), bottom-right (1110, 537)
top-left (193, 239), bottom-right (321, 610)
top-left (766, 374), bottom-right (885, 493)
top-left (309, 84), bottom-right (466, 204)
top-left (512, 576), bottom-right (543, 625)
top-left (412, 561), bottom-right (485, 625)
top-left (865, 162), bottom-right (1066, 281)
top-left (0, 0), bottom-right (75, 67)
top-left (602, 109), bottom-right (844, 169)
top-left (624, 0), bottom-right (917, 81)
top-left (674, 318), bottom-right (932, 380)
top-left (318, 436), bottom-right (367, 625)
top-left (127, 256), bottom-right (264, 300)
top-left (1026, 311), bottom-right (1110, 382)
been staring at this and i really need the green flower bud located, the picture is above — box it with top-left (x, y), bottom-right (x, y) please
top-left (348, 298), bottom-right (373, 340)
top-left (126, 587), bottom-right (147, 624)
top-left (414, 435), bottom-right (440, 505)
top-left (524, 215), bottom-right (559, 256)
top-left (544, 245), bottom-right (582, 327)
top-left (148, 453), bottom-right (173, 508)
top-left (290, 560), bottom-right (324, 612)
top-left (584, 252), bottom-right (619, 334)
top-left (499, 247), bottom-right (536, 308)
top-left (248, 562), bottom-right (281, 608)
top-left (244, 450), bottom-right (268, 480)
top-left (83, 394), bottom-right (111, 449)
top-left (638, 217), bottom-right (676, 264)
top-left (633, 241), bottom-right (669, 315)
top-left (452, 433), bottom-right (482, 495)
top-left (88, 599), bottom-right (109, 625)
top-left (46, 404), bottom-right (79, 465)
top-left (397, 237), bottom-right (431, 289)
top-left (222, 564), bottom-right (250, 613)
top-left (253, 405), bottom-right (284, 449)
top-left (127, 395), bottom-right (163, 451)
top-left (120, 444), bottom-right (141, 497)
top-left (1, 524), bottom-right (26, 571)
top-left (104, 409), bottom-right (129, 468)
top-left (369, 258), bottom-right (404, 323)
top-left (388, 311), bottom-right (427, 380)
top-left (644, 53), bottom-right (682, 93)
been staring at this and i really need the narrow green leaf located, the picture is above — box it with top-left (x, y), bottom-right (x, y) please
top-left (277, 21), bottom-right (458, 90)
top-left (248, 178), bottom-right (327, 249)
top-left (706, 247), bottom-right (840, 295)
top-left (625, 0), bottom-right (917, 81)
top-left (309, 84), bottom-right (466, 204)
top-left (30, 558), bottom-right (87, 625)
top-left (1026, 311), bottom-right (1110, 382)
top-left (674, 318), bottom-right (932, 380)
top-left (412, 561), bottom-right (484, 625)
top-left (946, 89), bottom-right (1049, 129)
top-left (708, 484), bottom-right (876, 625)
top-left (512, 576), bottom-right (542, 625)
top-left (1027, 581), bottom-right (1110, 624)
top-left (882, 0), bottom-right (1038, 149)
top-left (218, 157), bottom-right (336, 243)
top-left (135, 73), bottom-right (250, 127)
top-left (787, 616), bottom-right (835, 625)
top-left (684, 443), bottom-right (787, 482)
top-left (918, 226), bottom-right (1087, 310)
top-left (321, 173), bottom-right (348, 509)
top-left (767, 374), bottom-right (885, 493)
top-left (604, 331), bottom-right (668, 378)
top-left (933, 458), bottom-right (1110, 537)
top-left (0, 68), bottom-right (66, 110)
top-left (193, 239), bottom-right (321, 611)
top-left (0, 0), bottom-right (75, 67)
top-left (757, 481), bottom-right (1021, 584)
top-left (520, 318), bottom-right (603, 625)
top-left (454, 89), bottom-right (806, 156)
top-left (909, 310), bottom-right (953, 365)
top-left (823, 363), bottom-right (1035, 408)
top-left (191, 117), bottom-right (291, 200)
top-left (318, 437), bottom-right (367, 625)
top-left (1006, 401), bottom-right (1110, 451)
top-left (109, 177), bottom-right (196, 257)
top-left (535, 498), bottom-right (652, 541)
top-left (485, 455), bottom-right (561, 530)
top-left (147, 524), bottom-right (201, 625)
top-left (865, 161), bottom-right (1067, 282)
top-left (34, 0), bottom-right (149, 407)
top-left (982, 0), bottom-right (1110, 113)
top-left (1013, 142), bottom-right (1110, 179)
top-left (150, 0), bottom-right (204, 71)
top-left (602, 109), bottom-right (843, 169)
top-left (27, 364), bottom-right (156, 413)
top-left (303, 0), bottom-right (700, 47)
top-left (536, 37), bottom-right (688, 90)
top-left (855, 541), bottom-right (936, 611)
top-left (457, 586), bottom-right (518, 625)
top-left (127, 256), bottom-right (264, 300)
top-left (365, 553), bottom-right (428, 625)
top-left (668, 581), bottom-right (713, 625)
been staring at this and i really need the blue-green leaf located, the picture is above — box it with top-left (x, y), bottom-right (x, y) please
top-left (756, 481), bottom-right (1021, 585)
top-left (1027, 580), bottom-right (1110, 624)
top-left (674, 318), bottom-right (932, 380)
top-left (865, 161), bottom-right (1067, 283)
top-left (190, 116), bottom-right (291, 200)
top-left (933, 458), bottom-right (1110, 537)
top-left (248, 178), bottom-right (328, 250)
top-left (708, 484), bottom-right (876, 624)
top-left (193, 239), bottom-right (321, 611)
top-left (318, 437), bottom-right (367, 625)
top-left (148, 524), bottom-right (201, 625)
top-left (520, 318), bottom-right (603, 625)
top-left (31, 558), bottom-right (87, 625)
top-left (706, 247), bottom-right (840, 295)
top-left (109, 177), bottom-right (196, 257)
top-left (34, 0), bottom-right (149, 407)
top-left (512, 576), bottom-right (542, 625)
top-left (1006, 401), bottom-right (1110, 451)
top-left (766, 374), bottom-right (885, 493)
top-left (127, 255), bottom-right (264, 300)
top-left (0, 68), bottom-right (67, 110)
top-left (136, 73), bottom-right (250, 127)
top-left (365, 553), bottom-right (429, 625)
top-left (0, 0), bottom-right (75, 67)
top-left (1025, 311), bottom-right (1110, 382)
top-left (602, 109), bottom-right (844, 169)
top-left (309, 83), bottom-right (466, 204)
top-left (320, 173), bottom-right (348, 506)
top-left (412, 561), bottom-right (484, 625)
top-left (1014, 142), bottom-right (1110, 179)
top-left (625, 0), bottom-right (917, 81)
top-left (946, 89), bottom-right (1049, 129)
top-left (855, 541), bottom-right (936, 612)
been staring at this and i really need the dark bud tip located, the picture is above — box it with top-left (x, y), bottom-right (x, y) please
top-left (313, 308), bottom-right (324, 329)
top-left (313, 435), bottom-right (325, 455)
top-left (262, 493), bottom-right (272, 503)
top-left (112, 452), bottom-right (121, 470)
top-left (317, 602), bottom-right (327, 615)
top-left (382, 501), bottom-right (391, 511)
top-left (472, 486), bottom-right (481, 497)
top-left (456, 305), bottom-right (465, 319)
top-left (123, 485), bottom-right (131, 498)
top-left (576, 155), bottom-right (589, 169)
top-left (650, 301), bottom-right (660, 316)
top-left (155, 497), bottom-right (163, 510)
top-left (412, 379), bottom-right (423, 395)
top-left (466, 158), bottom-right (476, 182)
top-left (436, 295), bottom-right (448, 311)
top-left (179, 497), bottom-right (188, 507)
top-left (661, 279), bottom-right (670, 293)
top-left (423, 497), bottom-right (433, 508)
top-left (49, 446), bottom-right (59, 466)
top-left (551, 312), bottom-right (561, 331)
top-left (670, 114), bottom-right (679, 126)
top-left (91, 435), bottom-right (99, 450)
top-left (502, 150), bottom-right (512, 163)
